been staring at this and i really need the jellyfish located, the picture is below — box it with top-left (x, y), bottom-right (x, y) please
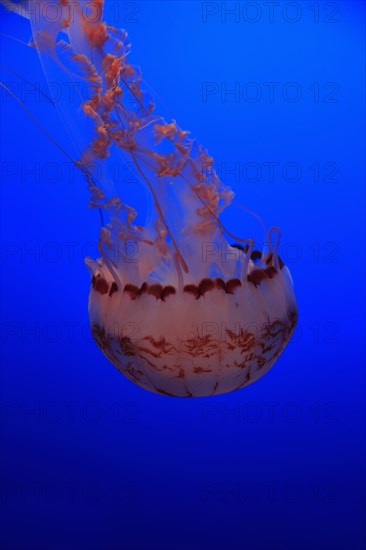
top-left (2, 0), bottom-right (297, 397)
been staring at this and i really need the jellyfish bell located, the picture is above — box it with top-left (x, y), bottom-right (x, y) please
top-left (2, 0), bottom-right (298, 396)
top-left (86, 235), bottom-right (297, 397)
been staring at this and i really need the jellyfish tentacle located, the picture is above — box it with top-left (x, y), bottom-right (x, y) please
top-left (0, 81), bottom-right (77, 165)
top-left (178, 172), bottom-right (255, 247)
top-left (0, 31), bottom-right (32, 49)
top-left (163, 133), bottom-right (267, 244)
top-left (130, 151), bottom-right (188, 288)
top-left (0, 78), bottom-right (122, 250)
top-left (267, 225), bottom-right (281, 270)
top-left (233, 201), bottom-right (267, 244)
top-left (0, 64), bottom-right (56, 105)
top-left (241, 241), bottom-right (255, 280)
top-left (98, 228), bottom-right (123, 288)
top-left (133, 152), bottom-right (254, 250)
top-left (134, 152), bottom-right (258, 283)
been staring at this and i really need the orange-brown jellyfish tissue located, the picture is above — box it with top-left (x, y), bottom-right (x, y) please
top-left (5, 0), bottom-right (297, 396)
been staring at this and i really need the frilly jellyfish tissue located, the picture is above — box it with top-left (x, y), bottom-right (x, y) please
top-left (2, 0), bottom-right (298, 397)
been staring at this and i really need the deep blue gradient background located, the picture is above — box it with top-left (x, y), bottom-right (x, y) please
top-left (0, 1), bottom-right (365, 549)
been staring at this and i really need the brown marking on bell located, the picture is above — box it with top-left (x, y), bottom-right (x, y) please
top-left (93, 276), bottom-right (109, 295)
top-left (91, 324), bottom-right (103, 346)
top-left (199, 278), bottom-right (215, 295)
top-left (155, 387), bottom-right (176, 397)
top-left (184, 334), bottom-right (213, 355)
top-left (143, 335), bottom-right (171, 351)
top-left (215, 277), bottom-right (226, 290)
top-left (109, 282), bottom-right (118, 296)
top-left (148, 284), bottom-right (163, 299)
top-left (139, 282), bottom-right (149, 295)
top-left (251, 250), bottom-right (262, 262)
top-left (262, 342), bottom-right (276, 354)
top-left (193, 366), bottom-right (212, 374)
top-left (226, 329), bottom-right (256, 352)
top-left (134, 337), bottom-right (177, 361)
top-left (119, 336), bottom-right (136, 356)
top-left (257, 356), bottom-right (267, 370)
top-left (123, 284), bottom-right (140, 300)
top-left (261, 318), bottom-right (283, 341)
top-left (238, 370), bottom-right (252, 387)
top-left (247, 269), bottom-right (267, 287)
top-left (161, 285), bottom-right (176, 301)
top-left (184, 284), bottom-right (200, 299)
top-left (91, 325), bottom-right (112, 357)
top-left (236, 360), bottom-right (248, 370)
top-left (265, 266), bottom-right (277, 279)
top-left (265, 253), bottom-right (285, 269)
top-left (225, 278), bottom-right (242, 294)
top-left (137, 353), bottom-right (162, 367)
top-left (231, 243), bottom-right (249, 253)
top-left (287, 308), bottom-right (298, 332)
top-left (124, 365), bottom-right (141, 382)
top-left (265, 253), bottom-right (273, 266)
